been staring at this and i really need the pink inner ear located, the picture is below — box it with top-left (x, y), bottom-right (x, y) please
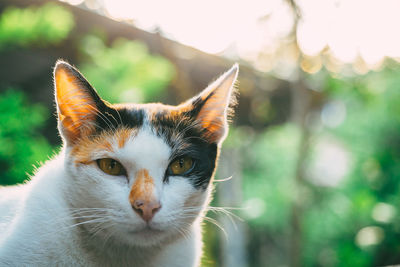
top-left (55, 67), bottom-right (98, 142)
top-left (194, 65), bottom-right (238, 143)
top-left (197, 92), bottom-right (227, 131)
top-left (197, 109), bottom-right (226, 143)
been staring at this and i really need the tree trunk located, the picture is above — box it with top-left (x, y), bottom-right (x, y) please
top-left (218, 148), bottom-right (248, 267)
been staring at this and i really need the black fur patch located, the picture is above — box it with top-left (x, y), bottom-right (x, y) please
top-left (94, 106), bottom-right (145, 133)
top-left (150, 108), bottom-right (218, 189)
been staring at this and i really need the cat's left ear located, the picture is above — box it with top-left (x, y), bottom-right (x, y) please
top-left (53, 60), bottom-right (106, 145)
top-left (186, 64), bottom-right (239, 144)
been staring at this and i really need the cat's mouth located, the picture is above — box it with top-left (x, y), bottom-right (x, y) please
top-left (128, 225), bottom-right (164, 235)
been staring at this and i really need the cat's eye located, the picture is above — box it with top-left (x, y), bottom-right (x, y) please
top-left (97, 158), bottom-right (126, 176)
top-left (168, 156), bottom-right (194, 176)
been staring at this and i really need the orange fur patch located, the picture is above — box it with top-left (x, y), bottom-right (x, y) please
top-left (194, 66), bottom-right (238, 143)
top-left (55, 67), bottom-right (97, 142)
top-left (117, 128), bottom-right (132, 148)
top-left (196, 92), bottom-right (226, 143)
top-left (71, 134), bottom-right (113, 164)
top-left (72, 128), bottom-right (136, 164)
top-left (129, 169), bottom-right (155, 206)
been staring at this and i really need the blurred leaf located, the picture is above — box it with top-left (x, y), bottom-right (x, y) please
top-left (79, 34), bottom-right (175, 103)
top-left (0, 90), bottom-right (52, 185)
top-left (0, 3), bottom-right (74, 49)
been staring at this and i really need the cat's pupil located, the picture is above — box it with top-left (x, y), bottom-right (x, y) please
top-left (179, 158), bottom-right (184, 168)
top-left (110, 160), bottom-right (116, 169)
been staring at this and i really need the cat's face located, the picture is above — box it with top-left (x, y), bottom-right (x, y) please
top-left (54, 61), bottom-right (238, 247)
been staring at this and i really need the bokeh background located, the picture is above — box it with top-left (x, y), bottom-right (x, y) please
top-left (1, 0), bottom-right (400, 266)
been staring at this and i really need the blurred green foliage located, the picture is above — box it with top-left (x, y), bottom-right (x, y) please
top-left (220, 68), bottom-right (400, 266)
top-left (0, 2), bottom-right (73, 186)
top-left (0, 3), bottom-right (74, 49)
top-left (79, 34), bottom-right (175, 103)
top-left (0, 90), bottom-right (52, 185)
top-left (308, 69), bottom-right (400, 266)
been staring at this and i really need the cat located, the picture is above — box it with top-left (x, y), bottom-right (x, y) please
top-left (0, 60), bottom-right (238, 266)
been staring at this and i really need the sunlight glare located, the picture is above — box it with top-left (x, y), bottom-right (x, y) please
top-left (307, 139), bottom-right (350, 187)
top-left (296, 0), bottom-right (331, 56)
top-left (297, 20), bottom-right (326, 56)
top-left (243, 198), bottom-right (266, 219)
top-left (372, 203), bottom-right (396, 224)
top-left (60, 0), bottom-right (84, 6)
top-left (355, 226), bottom-right (384, 247)
top-left (85, 0), bottom-right (400, 71)
top-left (103, 0), bottom-right (135, 20)
top-left (298, 0), bottom-right (400, 66)
top-left (321, 100), bottom-right (346, 128)
top-left (100, 0), bottom-right (293, 55)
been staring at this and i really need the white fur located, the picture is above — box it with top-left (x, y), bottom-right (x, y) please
top-left (0, 127), bottom-right (210, 266)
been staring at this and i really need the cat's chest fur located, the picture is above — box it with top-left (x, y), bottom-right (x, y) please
top-left (0, 61), bottom-right (238, 266)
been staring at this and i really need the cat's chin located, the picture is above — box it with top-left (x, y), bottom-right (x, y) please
top-left (128, 225), bottom-right (163, 236)
top-left (117, 225), bottom-right (179, 247)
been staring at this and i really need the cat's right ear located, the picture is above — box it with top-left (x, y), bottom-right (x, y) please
top-left (54, 60), bottom-right (104, 145)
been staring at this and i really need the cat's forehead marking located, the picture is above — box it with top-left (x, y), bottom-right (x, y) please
top-left (71, 127), bottom-right (138, 163)
top-left (117, 128), bottom-right (132, 148)
top-left (72, 134), bottom-right (113, 164)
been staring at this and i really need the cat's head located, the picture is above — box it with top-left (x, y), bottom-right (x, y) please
top-left (54, 60), bottom-right (238, 247)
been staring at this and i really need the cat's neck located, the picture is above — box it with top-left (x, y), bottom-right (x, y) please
top-left (74, 219), bottom-right (201, 266)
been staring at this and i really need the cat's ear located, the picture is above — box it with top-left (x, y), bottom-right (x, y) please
top-left (186, 64), bottom-right (238, 144)
top-left (54, 60), bottom-right (105, 144)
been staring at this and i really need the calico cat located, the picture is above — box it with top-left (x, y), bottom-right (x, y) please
top-left (0, 60), bottom-right (238, 266)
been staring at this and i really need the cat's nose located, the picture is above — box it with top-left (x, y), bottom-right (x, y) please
top-left (132, 199), bottom-right (161, 222)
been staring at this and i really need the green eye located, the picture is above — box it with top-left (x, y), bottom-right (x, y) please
top-left (169, 156), bottom-right (194, 176)
top-left (97, 158), bottom-right (126, 176)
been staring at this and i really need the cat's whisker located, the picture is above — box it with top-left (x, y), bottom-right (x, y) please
top-left (52, 213), bottom-right (109, 223)
top-left (88, 104), bottom-right (118, 133)
top-left (114, 107), bottom-right (123, 125)
top-left (164, 220), bottom-right (194, 240)
top-left (88, 220), bottom-right (117, 247)
top-left (207, 211), bottom-right (238, 231)
top-left (163, 207), bottom-right (204, 218)
top-left (172, 224), bottom-right (192, 242)
top-left (70, 208), bottom-right (115, 214)
top-left (59, 216), bottom-right (115, 231)
top-left (207, 206), bottom-right (244, 232)
top-left (65, 100), bottom-right (117, 133)
top-left (66, 218), bottom-right (111, 229)
top-left (170, 225), bottom-right (187, 240)
top-left (101, 223), bottom-right (118, 249)
top-left (66, 210), bottom-right (116, 218)
top-left (207, 206), bottom-right (244, 220)
top-left (62, 215), bottom-right (109, 221)
top-left (68, 209), bottom-right (112, 214)
top-left (88, 221), bottom-right (109, 237)
top-left (177, 207), bottom-right (231, 241)
top-left (40, 216), bottom-right (114, 239)
top-left (214, 176), bottom-right (233, 182)
top-left (68, 207), bottom-right (116, 213)
top-left (104, 110), bottom-right (120, 128)
top-left (203, 216), bottom-right (228, 240)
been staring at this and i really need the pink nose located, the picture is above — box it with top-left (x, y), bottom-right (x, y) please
top-left (132, 199), bottom-right (161, 222)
